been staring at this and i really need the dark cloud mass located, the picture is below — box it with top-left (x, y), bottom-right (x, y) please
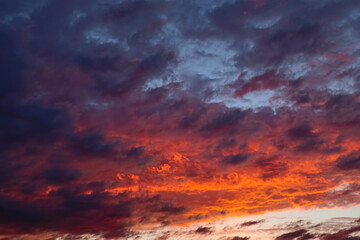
top-left (194, 227), bottom-right (214, 234)
top-left (241, 220), bottom-right (264, 227)
top-left (231, 237), bottom-right (250, 240)
top-left (275, 229), bottom-right (308, 240)
top-left (0, 0), bottom-right (360, 239)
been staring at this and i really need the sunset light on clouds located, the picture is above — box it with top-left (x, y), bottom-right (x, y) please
top-left (1, 0), bottom-right (360, 239)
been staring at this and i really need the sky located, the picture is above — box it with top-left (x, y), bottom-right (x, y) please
top-left (0, 0), bottom-right (360, 239)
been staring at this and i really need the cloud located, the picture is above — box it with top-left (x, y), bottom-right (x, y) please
top-left (0, 191), bottom-right (132, 237)
top-left (231, 237), bottom-right (250, 240)
top-left (1, 0), bottom-right (360, 239)
top-left (336, 151), bottom-right (360, 170)
top-left (275, 229), bottom-right (308, 240)
top-left (320, 225), bottom-right (360, 240)
top-left (240, 220), bottom-right (264, 227)
top-left (68, 130), bottom-right (118, 157)
top-left (40, 167), bottom-right (82, 185)
top-left (223, 154), bottom-right (250, 165)
top-left (194, 227), bottom-right (214, 234)
top-left (202, 108), bottom-right (248, 134)
top-left (233, 70), bottom-right (287, 97)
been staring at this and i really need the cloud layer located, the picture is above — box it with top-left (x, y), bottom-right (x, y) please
top-left (0, 0), bottom-right (360, 239)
